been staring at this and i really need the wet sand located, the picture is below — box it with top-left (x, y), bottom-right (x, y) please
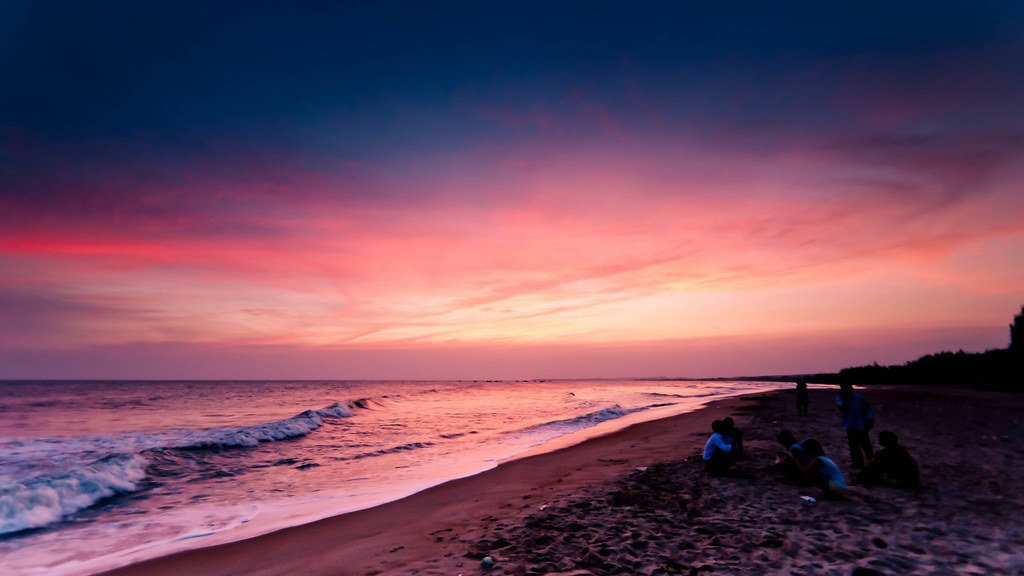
top-left (101, 386), bottom-right (1024, 576)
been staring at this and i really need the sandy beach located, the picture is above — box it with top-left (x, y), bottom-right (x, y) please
top-left (100, 386), bottom-right (1024, 576)
top-left (8, 4), bottom-right (1023, 575)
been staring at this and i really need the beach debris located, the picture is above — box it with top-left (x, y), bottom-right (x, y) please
top-left (852, 568), bottom-right (887, 576)
top-left (482, 537), bottom-right (513, 550)
top-left (799, 495), bottom-right (817, 503)
top-left (636, 466), bottom-right (649, 472)
top-left (539, 504), bottom-right (548, 510)
top-left (481, 556), bottom-right (495, 569)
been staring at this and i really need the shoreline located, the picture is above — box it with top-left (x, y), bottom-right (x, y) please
top-left (101, 385), bottom-right (1024, 575)
top-left (99, 390), bottom-right (764, 576)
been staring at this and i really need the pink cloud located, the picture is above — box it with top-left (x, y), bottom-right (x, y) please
top-left (1, 124), bottom-right (1022, 375)
top-left (0, 322), bottom-right (1009, 380)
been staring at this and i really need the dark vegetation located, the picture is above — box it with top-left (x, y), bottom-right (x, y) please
top-left (725, 306), bottom-right (1024, 389)
top-left (812, 347), bottom-right (1020, 388)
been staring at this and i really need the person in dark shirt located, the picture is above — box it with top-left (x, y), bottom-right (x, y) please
top-left (864, 431), bottom-right (920, 489)
top-left (722, 416), bottom-right (744, 459)
top-left (772, 429), bottom-right (811, 483)
top-left (796, 379), bottom-right (809, 416)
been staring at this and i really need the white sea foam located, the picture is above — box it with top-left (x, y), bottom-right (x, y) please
top-left (1, 401), bottom-right (366, 480)
top-left (0, 453), bottom-right (148, 535)
top-left (173, 401), bottom-right (357, 449)
top-left (521, 405), bottom-right (638, 433)
top-left (316, 401), bottom-right (361, 418)
top-left (179, 413), bottom-right (322, 448)
top-left (0, 380), bottom-right (789, 576)
top-left (646, 391), bottom-right (720, 398)
top-left (0, 401), bottom-right (363, 536)
top-left (347, 441), bottom-right (436, 460)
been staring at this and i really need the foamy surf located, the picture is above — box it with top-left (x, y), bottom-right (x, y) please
top-left (171, 401), bottom-right (360, 449)
top-left (514, 401), bottom-right (682, 437)
top-left (0, 380), bottom-right (787, 576)
top-left (0, 453), bottom-right (148, 535)
top-left (0, 400), bottom-right (364, 536)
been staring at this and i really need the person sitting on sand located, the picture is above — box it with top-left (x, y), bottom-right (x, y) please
top-left (722, 416), bottom-right (744, 459)
top-left (703, 420), bottom-right (735, 475)
top-left (837, 383), bottom-right (875, 469)
top-left (772, 430), bottom-right (811, 483)
top-left (864, 431), bottom-right (920, 489)
top-left (796, 379), bottom-right (809, 416)
top-left (798, 439), bottom-right (848, 498)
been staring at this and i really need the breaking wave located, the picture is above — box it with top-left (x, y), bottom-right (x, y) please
top-left (646, 391), bottom-right (720, 399)
top-left (172, 401), bottom-right (362, 449)
top-left (0, 453), bottom-right (147, 536)
top-left (522, 405), bottom-right (639, 433)
top-left (0, 400), bottom-right (366, 536)
top-left (346, 441), bottom-right (436, 461)
top-left (513, 401), bottom-right (681, 439)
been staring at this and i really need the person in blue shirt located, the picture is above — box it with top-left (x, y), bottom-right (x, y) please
top-left (837, 383), bottom-right (875, 469)
top-left (702, 419), bottom-right (735, 475)
top-left (799, 439), bottom-right (848, 499)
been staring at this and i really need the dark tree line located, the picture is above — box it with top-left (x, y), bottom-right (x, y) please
top-left (705, 306), bottom-right (1023, 389)
top-left (722, 348), bottom-right (1021, 389)
top-left (815, 347), bottom-right (1021, 389)
top-left (813, 306), bottom-right (1024, 388)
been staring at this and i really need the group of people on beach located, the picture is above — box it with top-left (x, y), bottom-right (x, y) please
top-left (702, 382), bottom-right (919, 498)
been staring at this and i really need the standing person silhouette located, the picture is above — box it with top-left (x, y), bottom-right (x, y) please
top-left (837, 383), bottom-right (875, 469)
top-left (795, 379), bottom-right (809, 416)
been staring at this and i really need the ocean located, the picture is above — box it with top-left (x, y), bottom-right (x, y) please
top-left (0, 379), bottom-right (785, 575)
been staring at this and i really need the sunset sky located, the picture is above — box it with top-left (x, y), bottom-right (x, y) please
top-left (2, 2), bottom-right (1022, 379)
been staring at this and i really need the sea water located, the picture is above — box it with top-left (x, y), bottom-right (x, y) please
top-left (0, 379), bottom-right (785, 575)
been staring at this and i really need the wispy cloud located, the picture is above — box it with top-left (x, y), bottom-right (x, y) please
top-left (2, 2), bottom-right (1022, 376)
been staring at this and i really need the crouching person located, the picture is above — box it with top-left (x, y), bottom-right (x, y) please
top-left (865, 431), bottom-right (920, 489)
top-left (773, 430), bottom-right (811, 483)
top-left (800, 439), bottom-right (848, 499)
top-left (703, 419), bottom-right (736, 475)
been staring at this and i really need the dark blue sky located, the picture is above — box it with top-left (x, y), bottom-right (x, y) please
top-left (3, 1), bottom-right (1022, 160)
top-left (2, 2), bottom-right (1023, 379)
